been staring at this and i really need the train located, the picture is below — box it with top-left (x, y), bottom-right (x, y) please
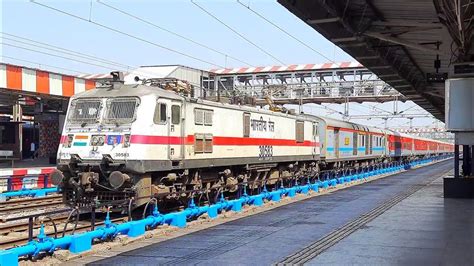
top-left (50, 73), bottom-right (454, 210)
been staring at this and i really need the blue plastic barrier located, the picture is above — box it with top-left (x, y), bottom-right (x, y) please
top-left (0, 187), bottom-right (58, 201)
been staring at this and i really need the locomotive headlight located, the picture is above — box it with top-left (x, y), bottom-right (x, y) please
top-left (64, 134), bottom-right (74, 148)
top-left (90, 135), bottom-right (105, 146)
top-left (98, 135), bottom-right (105, 145)
top-left (123, 134), bottom-right (131, 148)
top-left (50, 169), bottom-right (65, 186)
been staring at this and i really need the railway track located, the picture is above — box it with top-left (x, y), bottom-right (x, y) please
top-left (0, 214), bottom-right (69, 235)
top-left (0, 195), bottom-right (63, 213)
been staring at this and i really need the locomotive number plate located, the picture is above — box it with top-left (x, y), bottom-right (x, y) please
top-left (259, 145), bottom-right (273, 159)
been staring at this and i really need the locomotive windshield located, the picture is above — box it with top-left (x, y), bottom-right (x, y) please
top-left (104, 98), bottom-right (139, 124)
top-left (67, 97), bottom-right (139, 125)
top-left (68, 99), bottom-right (101, 123)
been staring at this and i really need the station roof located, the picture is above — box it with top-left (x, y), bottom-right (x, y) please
top-left (278, 0), bottom-right (473, 121)
top-left (0, 63), bottom-right (95, 115)
top-left (0, 63), bottom-right (95, 97)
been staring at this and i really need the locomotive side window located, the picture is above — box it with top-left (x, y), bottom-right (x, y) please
top-left (312, 123), bottom-right (318, 136)
top-left (195, 109), bottom-right (204, 125)
top-left (295, 121), bottom-right (304, 143)
top-left (204, 111), bottom-right (213, 126)
top-left (204, 134), bottom-right (213, 153)
top-left (153, 103), bottom-right (167, 124)
top-left (171, 105), bottom-right (180, 125)
top-left (195, 134), bottom-right (204, 153)
top-left (243, 113), bottom-right (250, 137)
top-left (194, 133), bottom-right (213, 154)
top-left (194, 108), bottom-right (213, 126)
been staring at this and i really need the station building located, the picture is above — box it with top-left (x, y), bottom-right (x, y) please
top-left (0, 63), bottom-right (97, 167)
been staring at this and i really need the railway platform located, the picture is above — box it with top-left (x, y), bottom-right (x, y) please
top-left (69, 159), bottom-right (472, 265)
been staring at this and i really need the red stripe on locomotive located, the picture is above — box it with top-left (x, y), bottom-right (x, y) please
top-left (130, 135), bottom-right (319, 147)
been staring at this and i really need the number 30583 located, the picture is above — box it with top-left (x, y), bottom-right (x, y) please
top-left (259, 145), bottom-right (273, 158)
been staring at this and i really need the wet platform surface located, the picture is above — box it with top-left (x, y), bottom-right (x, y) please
top-left (84, 160), bottom-right (473, 265)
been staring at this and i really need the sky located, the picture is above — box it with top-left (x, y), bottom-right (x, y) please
top-left (0, 0), bottom-right (442, 129)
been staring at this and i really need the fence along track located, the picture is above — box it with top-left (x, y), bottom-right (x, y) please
top-left (278, 167), bottom-right (451, 265)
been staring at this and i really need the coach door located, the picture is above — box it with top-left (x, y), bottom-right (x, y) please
top-left (334, 128), bottom-right (340, 158)
top-left (169, 100), bottom-right (184, 161)
top-left (369, 134), bottom-right (373, 155)
top-left (353, 132), bottom-right (358, 156)
top-left (312, 122), bottom-right (318, 156)
top-left (366, 133), bottom-right (370, 155)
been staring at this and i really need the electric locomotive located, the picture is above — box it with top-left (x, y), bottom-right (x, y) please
top-left (50, 72), bottom-right (453, 210)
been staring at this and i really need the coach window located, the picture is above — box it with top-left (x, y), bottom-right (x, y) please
top-left (296, 121), bottom-right (304, 143)
top-left (171, 105), bottom-right (181, 125)
top-left (153, 103), bottom-right (167, 124)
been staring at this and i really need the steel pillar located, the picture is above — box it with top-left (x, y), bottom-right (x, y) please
top-left (13, 104), bottom-right (22, 159)
top-left (443, 78), bottom-right (474, 198)
top-left (454, 145), bottom-right (459, 178)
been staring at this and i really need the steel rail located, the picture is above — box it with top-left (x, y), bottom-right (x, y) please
top-left (0, 195), bottom-right (63, 213)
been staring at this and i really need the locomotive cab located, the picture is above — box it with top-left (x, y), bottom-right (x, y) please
top-left (53, 75), bottom-right (192, 210)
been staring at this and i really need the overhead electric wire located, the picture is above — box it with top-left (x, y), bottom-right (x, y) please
top-left (1, 35), bottom-right (131, 70)
top-left (236, 0), bottom-right (335, 63)
top-left (30, 0), bottom-right (224, 68)
top-left (353, 102), bottom-right (392, 115)
top-left (2, 33), bottom-right (179, 80)
top-left (2, 42), bottom-right (122, 70)
top-left (96, 0), bottom-right (253, 67)
top-left (191, 0), bottom-right (285, 65)
top-left (2, 32), bottom-right (130, 69)
top-left (2, 55), bottom-right (84, 74)
top-left (311, 103), bottom-right (345, 117)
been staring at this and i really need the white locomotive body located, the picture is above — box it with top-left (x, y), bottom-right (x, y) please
top-left (52, 80), bottom-right (453, 209)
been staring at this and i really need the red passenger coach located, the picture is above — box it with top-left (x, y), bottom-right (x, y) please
top-left (414, 139), bottom-right (428, 153)
top-left (388, 133), bottom-right (415, 157)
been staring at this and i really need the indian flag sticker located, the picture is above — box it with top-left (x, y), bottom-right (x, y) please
top-left (73, 135), bottom-right (88, 146)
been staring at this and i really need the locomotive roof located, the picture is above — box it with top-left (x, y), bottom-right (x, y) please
top-left (71, 83), bottom-right (184, 100)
